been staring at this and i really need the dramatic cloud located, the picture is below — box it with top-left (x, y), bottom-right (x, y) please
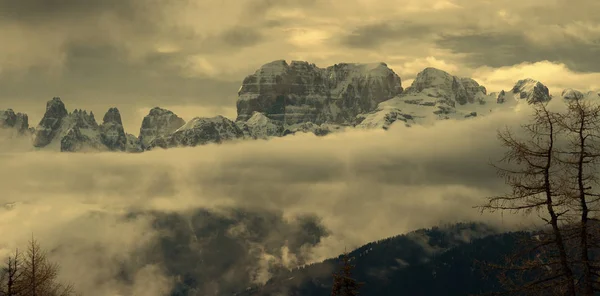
top-left (1, 0), bottom-right (598, 132)
top-left (436, 32), bottom-right (600, 73)
top-left (0, 103), bottom-right (555, 294)
top-left (1, 1), bottom-right (597, 295)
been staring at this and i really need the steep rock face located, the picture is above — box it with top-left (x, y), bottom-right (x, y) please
top-left (60, 125), bottom-right (103, 152)
top-left (402, 67), bottom-right (487, 106)
top-left (237, 112), bottom-right (284, 139)
top-left (236, 60), bottom-right (403, 125)
top-left (33, 97), bottom-right (69, 147)
top-left (508, 79), bottom-right (551, 104)
top-left (138, 107), bottom-right (186, 149)
top-left (125, 134), bottom-right (143, 153)
top-left (149, 116), bottom-right (244, 149)
top-left (496, 90), bottom-right (507, 103)
top-left (58, 109), bottom-right (103, 152)
top-left (0, 109), bottom-right (30, 134)
top-left (99, 108), bottom-right (128, 151)
top-left (30, 98), bottom-right (112, 152)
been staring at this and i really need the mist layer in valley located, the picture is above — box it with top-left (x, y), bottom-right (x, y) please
top-left (0, 99), bottom-right (560, 295)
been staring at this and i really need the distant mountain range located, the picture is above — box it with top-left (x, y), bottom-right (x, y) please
top-left (1, 60), bottom-right (599, 152)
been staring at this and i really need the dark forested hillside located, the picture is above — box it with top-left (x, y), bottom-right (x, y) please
top-left (236, 223), bottom-right (525, 296)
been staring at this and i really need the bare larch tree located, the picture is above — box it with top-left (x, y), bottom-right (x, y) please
top-left (0, 248), bottom-right (24, 296)
top-left (1, 237), bottom-right (77, 296)
top-left (478, 102), bottom-right (577, 295)
top-left (554, 97), bottom-right (600, 295)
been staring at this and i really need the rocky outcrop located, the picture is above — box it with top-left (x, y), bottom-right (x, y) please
top-left (148, 116), bottom-right (244, 149)
top-left (125, 134), bottom-right (143, 153)
top-left (236, 60), bottom-right (403, 125)
top-left (0, 109), bottom-right (30, 134)
top-left (59, 109), bottom-right (103, 152)
top-left (237, 112), bottom-right (284, 139)
top-left (138, 107), bottom-right (186, 149)
top-left (32, 97), bottom-right (104, 152)
top-left (509, 79), bottom-right (551, 104)
top-left (402, 67), bottom-right (487, 106)
top-left (32, 97), bottom-right (69, 147)
top-left (99, 107), bottom-right (128, 151)
top-left (29, 98), bottom-right (140, 152)
top-left (60, 125), bottom-right (102, 152)
top-left (496, 90), bottom-right (507, 104)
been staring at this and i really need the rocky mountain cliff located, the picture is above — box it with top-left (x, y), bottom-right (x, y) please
top-left (148, 115), bottom-right (244, 149)
top-left (138, 107), bottom-right (186, 150)
top-left (236, 60), bottom-right (403, 125)
top-left (2, 60), bottom-right (596, 152)
top-left (27, 97), bottom-right (142, 152)
top-left (0, 108), bottom-right (30, 135)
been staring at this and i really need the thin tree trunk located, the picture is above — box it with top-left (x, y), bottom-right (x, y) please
top-left (544, 112), bottom-right (577, 295)
top-left (574, 102), bottom-right (593, 295)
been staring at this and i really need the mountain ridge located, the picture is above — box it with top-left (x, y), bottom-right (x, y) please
top-left (2, 60), bottom-right (599, 152)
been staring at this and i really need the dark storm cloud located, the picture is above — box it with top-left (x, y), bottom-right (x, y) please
top-left (220, 26), bottom-right (265, 47)
top-left (0, 0), bottom-right (136, 21)
top-left (246, 0), bottom-right (320, 15)
top-left (0, 42), bottom-right (241, 107)
top-left (0, 0), bottom-right (270, 115)
top-left (436, 32), bottom-right (600, 73)
top-left (338, 22), bottom-right (436, 49)
top-left (124, 208), bottom-right (328, 295)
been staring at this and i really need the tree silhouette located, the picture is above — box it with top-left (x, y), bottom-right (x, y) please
top-left (0, 248), bottom-right (24, 296)
top-left (478, 102), bottom-right (577, 295)
top-left (554, 97), bottom-right (600, 295)
top-left (331, 251), bottom-right (364, 296)
top-left (0, 237), bottom-right (78, 296)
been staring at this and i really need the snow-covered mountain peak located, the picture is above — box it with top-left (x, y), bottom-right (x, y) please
top-left (356, 68), bottom-right (553, 130)
top-left (403, 67), bottom-right (486, 106)
top-left (147, 115), bottom-right (244, 149)
top-left (68, 108), bottom-right (99, 129)
top-left (138, 107), bottom-right (186, 149)
top-left (177, 115), bottom-right (231, 131)
top-left (237, 111), bottom-right (285, 139)
top-left (510, 78), bottom-right (551, 104)
top-left (560, 88), bottom-right (600, 100)
top-left (586, 90), bottom-right (600, 98)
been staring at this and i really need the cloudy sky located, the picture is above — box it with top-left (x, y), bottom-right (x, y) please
top-left (0, 0), bottom-right (598, 295)
top-left (0, 0), bottom-right (599, 132)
